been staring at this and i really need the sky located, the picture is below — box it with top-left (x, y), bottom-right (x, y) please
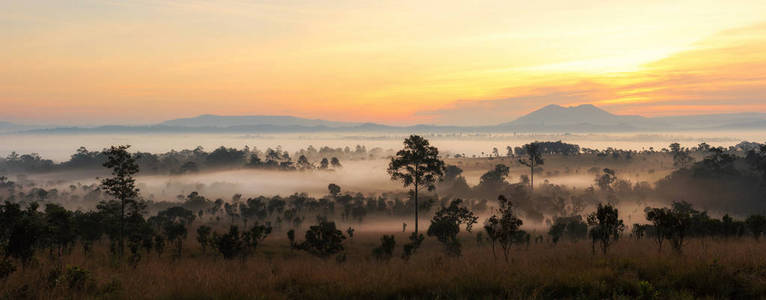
top-left (1, 0), bottom-right (766, 126)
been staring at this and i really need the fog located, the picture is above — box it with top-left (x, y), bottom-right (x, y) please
top-left (3, 131), bottom-right (765, 162)
top-left (2, 132), bottom-right (766, 239)
top-left (137, 160), bottom-right (399, 200)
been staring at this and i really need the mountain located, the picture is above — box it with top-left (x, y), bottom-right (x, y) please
top-left (495, 104), bottom-right (654, 131)
top-left (495, 104), bottom-right (766, 132)
top-left (0, 121), bottom-right (41, 133)
top-left (8, 104), bottom-right (766, 134)
top-left (505, 104), bottom-right (647, 126)
top-left (160, 114), bottom-right (360, 128)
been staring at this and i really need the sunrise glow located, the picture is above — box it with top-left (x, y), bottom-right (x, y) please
top-left (2, 0), bottom-right (766, 125)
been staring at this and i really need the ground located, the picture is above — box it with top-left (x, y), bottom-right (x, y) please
top-left (3, 231), bottom-right (766, 299)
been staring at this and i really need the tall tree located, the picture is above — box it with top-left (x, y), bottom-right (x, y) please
top-left (587, 203), bottom-right (624, 255)
top-left (99, 145), bottom-right (142, 258)
top-left (484, 195), bottom-right (523, 262)
top-left (518, 142), bottom-right (544, 193)
top-left (387, 135), bottom-right (446, 233)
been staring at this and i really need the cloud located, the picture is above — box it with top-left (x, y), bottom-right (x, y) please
top-left (419, 23), bottom-right (766, 124)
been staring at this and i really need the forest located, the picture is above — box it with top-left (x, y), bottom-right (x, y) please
top-left (1, 136), bottom-right (766, 299)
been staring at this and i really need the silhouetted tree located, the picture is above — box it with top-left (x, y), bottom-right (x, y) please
top-left (372, 235), bottom-right (396, 261)
top-left (518, 142), bottom-right (544, 192)
top-left (99, 145), bottom-right (142, 258)
top-left (427, 199), bottom-right (477, 256)
top-left (294, 218), bottom-right (345, 258)
top-left (213, 226), bottom-right (245, 260)
top-left (587, 203), bottom-right (624, 255)
top-left (388, 135), bottom-right (446, 233)
top-left (746, 215), bottom-right (766, 241)
top-left (645, 201), bottom-right (696, 253)
top-left (196, 225), bottom-right (212, 253)
top-left (401, 233), bottom-right (424, 260)
top-left (484, 195), bottom-right (523, 261)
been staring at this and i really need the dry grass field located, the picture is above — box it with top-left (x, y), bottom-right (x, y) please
top-left (3, 231), bottom-right (766, 299)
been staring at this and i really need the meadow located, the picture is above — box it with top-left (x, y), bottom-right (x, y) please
top-left (3, 233), bottom-right (766, 299)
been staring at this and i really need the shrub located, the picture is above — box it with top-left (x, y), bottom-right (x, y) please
top-left (372, 235), bottom-right (396, 261)
top-left (401, 233), bottom-right (424, 260)
top-left (294, 219), bottom-right (346, 258)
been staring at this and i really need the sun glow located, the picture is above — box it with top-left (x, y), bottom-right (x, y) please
top-left (1, 0), bottom-right (765, 125)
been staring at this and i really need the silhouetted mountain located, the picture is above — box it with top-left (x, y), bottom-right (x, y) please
top-left (495, 104), bottom-right (766, 132)
top-left (160, 114), bottom-right (360, 128)
top-left (0, 121), bottom-right (41, 133)
top-left (8, 104), bottom-right (766, 134)
top-left (503, 104), bottom-right (647, 126)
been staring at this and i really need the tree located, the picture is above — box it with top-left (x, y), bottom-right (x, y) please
top-left (150, 206), bottom-right (195, 257)
top-left (73, 211), bottom-right (104, 255)
top-left (645, 201), bottom-right (696, 253)
top-left (294, 218), bottom-right (346, 258)
top-left (477, 164), bottom-right (510, 194)
top-left (596, 168), bottom-right (617, 192)
top-left (518, 142), bottom-right (544, 192)
top-left (43, 204), bottom-right (75, 257)
top-left (388, 135), bottom-right (446, 234)
top-left (587, 203), bottom-right (624, 255)
top-left (401, 233), bottom-right (424, 260)
top-left (319, 158), bottom-right (330, 169)
top-left (211, 222), bottom-right (271, 261)
top-left (746, 215), bottom-right (766, 240)
top-left (196, 225), bottom-right (212, 253)
top-left (1, 202), bottom-right (43, 267)
top-left (296, 155), bottom-right (312, 170)
top-left (328, 183), bottom-right (341, 198)
top-left (484, 195), bottom-right (523, 262)
top-left (330, 157), bottom-right (342, 168)
top-left (372, 235), bottom-right (396, 261)
top-left (99, 145), bottom-right (142, 258)
top-left (426, 199), bottom-right (478, 256)
top-left (670, 143), bottom-right (693, 169)
top-left (213, 226), bottom-right (245, 260)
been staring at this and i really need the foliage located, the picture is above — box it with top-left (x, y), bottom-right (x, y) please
top-left (427, 199), bottom-right (477, 256)
top-left (371, 235), bottom-right (396, 261)
top-left (518, 142), bottom-right (544, 192)
top-left (645, 201), bottom-right (697, 253)
top-left (196, 225), bottom-right (212, 253)
top-left (388, 135), bottom-right (445, 233)
top-left (484, 195), bottom-right (523, 261)
top-left (99, 145), bottom-right (143, 258)
top-left (401, 233), bottom-right (424, 260)
top-left (587, 203), bottom-right (625, 255)
top-left (294, 218), bottom-right (345, 258)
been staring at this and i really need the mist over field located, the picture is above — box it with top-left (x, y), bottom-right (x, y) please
top-left (3, 131), bottom-right (764, 162)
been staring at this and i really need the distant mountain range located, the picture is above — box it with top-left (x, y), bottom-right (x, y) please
top-left (160, 114), bottom-right (362, 128)
top-left (6, 104), bottom-right (766, 134)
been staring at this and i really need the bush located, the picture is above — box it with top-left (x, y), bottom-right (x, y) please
top-left (401, 233), bottom-right (424, 260)
top-left (0, 258), bottom-right (16, 280)
top-left (372, 235), bottom-right (396, 261)
top-left (294, 219), bottom-right (346, 258)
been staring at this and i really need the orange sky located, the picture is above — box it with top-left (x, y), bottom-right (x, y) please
top-left (1, 0), bottom-right (766, 125)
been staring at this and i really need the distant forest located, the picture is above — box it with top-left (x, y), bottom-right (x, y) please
top-left (0, 145), bottom-right (395, 174)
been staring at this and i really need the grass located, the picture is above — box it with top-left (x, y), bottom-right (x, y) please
top-left (3, 232), bottom-right (766, 299)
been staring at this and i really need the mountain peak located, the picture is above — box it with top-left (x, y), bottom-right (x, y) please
top-left (502, 103), bottom-right (631, 127)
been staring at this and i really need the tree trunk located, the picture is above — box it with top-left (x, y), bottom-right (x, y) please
top-left (530, 164), bottom-right (534, 193)
top-left (120, 198), bottom-right (125, 258)
top-left (414, 183), bottom-right (419, 234)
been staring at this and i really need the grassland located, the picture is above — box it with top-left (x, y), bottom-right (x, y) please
top-left (3, 231), bottom-right (766, 299)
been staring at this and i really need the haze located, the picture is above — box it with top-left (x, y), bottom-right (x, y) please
top-left (3, 1), bottom-right (766, 126)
